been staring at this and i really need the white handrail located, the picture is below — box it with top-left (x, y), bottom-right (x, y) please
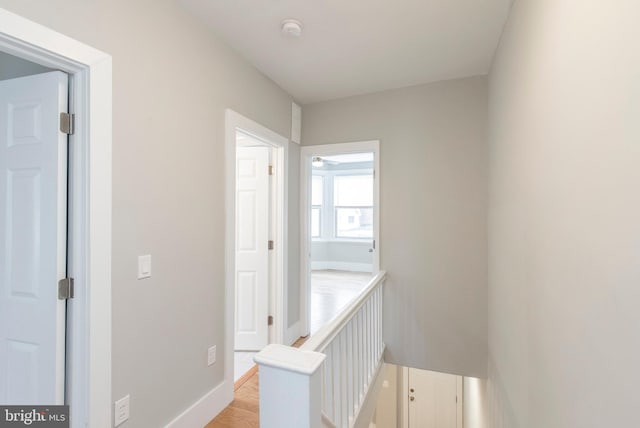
top-left (301, 271), bottom-right (387, 353)
top-left (255, 270), bottom-right (386, 428)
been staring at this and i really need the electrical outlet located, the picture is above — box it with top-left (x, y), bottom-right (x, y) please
top-left (114, 395), bottom-right (130, 426)
top-left (207, 345), bottom-right (216, 366)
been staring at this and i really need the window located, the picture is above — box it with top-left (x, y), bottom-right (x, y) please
top-left (311, 175), bottom-right (323, 238)
top-left (334, 175), bottom-right (373, 238)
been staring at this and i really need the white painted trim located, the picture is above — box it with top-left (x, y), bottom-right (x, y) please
top-left (0, 8), bottom-right (112, 428)
top-left (291, 102), bottom-right (301, 144)
top-left (311, 262), bottom-right (373, 273)
top-left (300, 141), bottom-right (380, 336)
top-left (163, 381), bottom-right (233, 428)
top-left (400, 367), bottom-right (409, 428)
top-left (285, 321), bottom-right (301, 346)
top-left (225, 109), bottom-right (289, 399)
top-left (254, 344), bottom-right (326, 375)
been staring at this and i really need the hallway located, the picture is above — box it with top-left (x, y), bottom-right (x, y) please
top-left (205, 338), bottom-right (308, 427)
top-left (310, 270), bottom-right (372, 334)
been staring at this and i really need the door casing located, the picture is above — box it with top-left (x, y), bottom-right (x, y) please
top-left (0, 8), bottom-right (113, 428)
top-left (224, 109), bottom-right (288, 396)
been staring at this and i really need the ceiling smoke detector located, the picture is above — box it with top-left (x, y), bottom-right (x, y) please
top-left (281, 19), bottom-right (303, 38)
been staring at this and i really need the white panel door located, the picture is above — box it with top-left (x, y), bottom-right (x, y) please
top-left (235, 145), bottom-right (269, 351)
top-left (408, 368), bottom-right (460, 428)
top-left (0, 71), bottom-right (69, 405)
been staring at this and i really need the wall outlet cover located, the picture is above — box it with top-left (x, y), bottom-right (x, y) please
top-left (114, 395), bottom-right (130, 426)
top-left (208, 345), bottom-right (216, 366)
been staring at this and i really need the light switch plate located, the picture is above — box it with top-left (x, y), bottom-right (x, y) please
top-left (208, 345), bottom-right (216, 366)
top-left (137, 255), bottom-right (151, 279)
top-left (114, 395), bottom-right (130, 426)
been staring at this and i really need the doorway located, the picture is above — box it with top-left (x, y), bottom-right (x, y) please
top-left (0, 11), bottom-right (112, 427)
top-left (0, 63), bottom-right (69, 405)
top-left (233, 132), bottom-right (277, 381)
top-left (224, 110), bottom-right (288, 388)
top-left (300, 141), bottom-right (380, 336)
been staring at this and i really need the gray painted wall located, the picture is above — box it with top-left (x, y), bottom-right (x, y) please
top-left (488, 0), bottom-right (640, 426)
top-left (0, 51), bottom-right (53, 80)
top-left (0, 1), bottom-right (296, 426)
top-left (303, 76), bottom-right (488, 378)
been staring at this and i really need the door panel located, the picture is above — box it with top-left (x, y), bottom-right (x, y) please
top-left (0, 71), bottom-right (69, 405)
top-left (408, 368), bottom-right (459, 428)
top-left (235, 145), bottom-right (269, 351)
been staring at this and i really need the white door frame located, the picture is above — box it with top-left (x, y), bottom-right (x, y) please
top-left (0, 8), bottom-right (112, 428)
top-left (224, 109), bottom-right (288, 386)
top-left (299, 141), bottom-right (380, 336)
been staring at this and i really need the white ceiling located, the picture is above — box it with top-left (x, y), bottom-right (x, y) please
top-left (179, 0), bottom-right (512, 104)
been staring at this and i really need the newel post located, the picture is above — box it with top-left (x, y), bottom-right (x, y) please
top-left (254, 344), bottom-right (326, 428)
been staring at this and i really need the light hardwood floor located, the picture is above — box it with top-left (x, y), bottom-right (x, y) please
top-left (204, 337), bottom-right (308, 427)
top-left (206, 271), bottom-right (370, 427)
top-left (310, 270), bottom-right (372, 333)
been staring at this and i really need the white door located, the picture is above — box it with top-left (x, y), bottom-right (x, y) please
top-left (235, 145), bottom-right (269, 351)
top-left (408, 368), bottom-right (461, 428)
top-left (0, 71), bottom-right (69, 405)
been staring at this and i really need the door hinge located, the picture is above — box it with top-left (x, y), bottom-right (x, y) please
top-left (58, 277), bottom-right (75, 300)
top-left (60, 112), bottom-right (75, 135)
top-left (268, 315), bottom-right (274, 326)
top-left (268, 165), bottom-right (274, 176)
top-left (268, 240), bottom-right (274, 250)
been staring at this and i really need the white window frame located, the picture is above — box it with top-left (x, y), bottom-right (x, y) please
top-left (0, 8), bottom-right (113, 428)
top-left (312, 168), bottom-right (374, 242)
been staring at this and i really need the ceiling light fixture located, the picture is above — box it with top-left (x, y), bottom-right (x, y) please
top-left (281, 19), bottom-right (303, 38)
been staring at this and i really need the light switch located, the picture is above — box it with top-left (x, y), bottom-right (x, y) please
top-left (138, 255), bottom-right (151, 279)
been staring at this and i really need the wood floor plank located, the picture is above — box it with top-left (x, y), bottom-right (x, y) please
top-left (206, 293), bottom-right (341, 428)
top-left (205, 365), bottom-right (260, 427)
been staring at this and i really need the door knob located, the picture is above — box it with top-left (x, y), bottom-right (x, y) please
top-left (410, 396), bottom-right (415, 401)
top-left (410, 388), bottom-right (414, 393)
top-left (368, 248), bottom-right (374, 253)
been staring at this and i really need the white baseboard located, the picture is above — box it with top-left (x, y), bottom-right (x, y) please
top-left (285, 321), bottom-right (301, 345)
top-left (311, 261), bottom-right (373, 273)
top-left (164, 380), bottom-right (233, 428)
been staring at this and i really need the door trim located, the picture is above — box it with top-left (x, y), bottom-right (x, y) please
top-left (0, 7), bottom-right (113, 428)
top-left (299, 141), bottom-right (380, 336)
top-left (224, 109), bottom-right (288, 393)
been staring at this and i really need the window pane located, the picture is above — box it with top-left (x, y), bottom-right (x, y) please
top-left (336, 207), bottom-right (373, 238)
top-left (311, 207), bottom-right (321, 237)
top-left (312, 175), bottom-right (323, 206)
top-left (334, 175), bottom-right (373, 207)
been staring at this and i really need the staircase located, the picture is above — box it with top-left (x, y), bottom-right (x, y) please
top-left (255, 271), bottom-right (387, 428)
